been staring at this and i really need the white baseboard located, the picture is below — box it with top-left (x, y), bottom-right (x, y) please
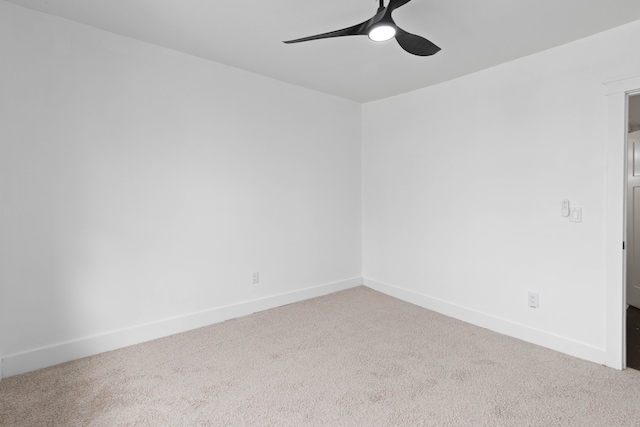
top-left (363, 277), bottom-right (606, 366)
top-left (2, 277), bottom-right (362, 379)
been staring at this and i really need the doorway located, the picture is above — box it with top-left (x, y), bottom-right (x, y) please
top-left (627, 93), bottom-right (640, 370)
top-left (604, 74), bottom-right (640, 370)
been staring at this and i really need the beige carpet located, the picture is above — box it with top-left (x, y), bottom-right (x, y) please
top-left (2, 286), bottom-right (640, 426)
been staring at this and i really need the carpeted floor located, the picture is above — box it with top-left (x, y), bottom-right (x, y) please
top-left (2, 286), bottom-right (640, 426)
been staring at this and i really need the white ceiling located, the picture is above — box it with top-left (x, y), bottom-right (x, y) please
top-left (6, 0), bottom-right (640, 103)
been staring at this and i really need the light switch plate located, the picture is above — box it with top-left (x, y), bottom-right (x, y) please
top-left (570, 207), bottom-right (582, 223)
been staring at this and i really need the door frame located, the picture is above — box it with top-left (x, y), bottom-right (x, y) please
top-left (605, 74), bottom-right (640, 369)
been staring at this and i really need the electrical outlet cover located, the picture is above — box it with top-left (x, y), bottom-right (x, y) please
top-left (528, 292), bottom-right (539, 308)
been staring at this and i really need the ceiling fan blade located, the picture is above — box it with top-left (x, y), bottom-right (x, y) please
top-left (394, 27), bottom-right (440, 56)
top-left (283, 21), bottom-right (369, 44)
top-left (387, 0), bottom-right (413, 12)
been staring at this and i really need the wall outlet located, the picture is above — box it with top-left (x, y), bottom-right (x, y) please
top-left (252, 272), bottom-right (260, 285)
top-left (528, 292), bottom-right (539, 309)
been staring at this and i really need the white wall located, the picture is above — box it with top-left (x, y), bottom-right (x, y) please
top-left (4, 0), bottom-right (640, 379)
top-left (0, 2), bottom-right (362, 376)
top-left (363, 20), bottom-right (640, 364)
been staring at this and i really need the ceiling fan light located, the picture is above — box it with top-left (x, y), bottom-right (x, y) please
top-left (368, 25), bottom-right (396, 42)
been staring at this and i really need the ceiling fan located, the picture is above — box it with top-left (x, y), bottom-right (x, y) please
top-left (283, 0), bottom-right (440, 57)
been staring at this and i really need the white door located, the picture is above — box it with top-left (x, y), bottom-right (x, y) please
top-left (627, 130), bottom-right (640, 309)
